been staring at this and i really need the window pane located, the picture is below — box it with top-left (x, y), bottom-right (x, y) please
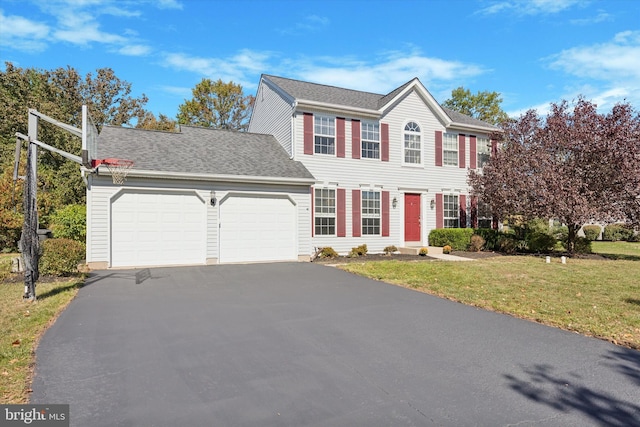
top-left (443, 195), bottom-right (459, 228)
top-left (404, 133), bottom-right (421, 164)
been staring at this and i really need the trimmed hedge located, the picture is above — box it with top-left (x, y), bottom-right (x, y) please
top-left (40, 238), bottom-right (85, 276)
top-left (603, 224), bottom-right (634, 242)
top-left (428, 228), bottom-right (474, 251)
top-left (582, 225), bottom-right (601, 241)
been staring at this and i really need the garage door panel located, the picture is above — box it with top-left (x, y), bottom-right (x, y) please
top-left (220, 195), bottom-right (297, 263)
top-left (111, 192), bottom-right (206, 267)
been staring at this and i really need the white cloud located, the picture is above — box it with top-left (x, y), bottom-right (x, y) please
top-left (569, 10), bottom-right (612, 25)
top-left (0, 9), bottom-right (50, 52)
top-left (156, 0), bottom-right (183, 10)
top-left (117, 44), bottom-right (152, 56)
top-left (477, 0), bottom-right (585, 15)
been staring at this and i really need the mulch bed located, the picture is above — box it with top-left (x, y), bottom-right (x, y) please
top-left (312, 250), bottom-right (503, 264)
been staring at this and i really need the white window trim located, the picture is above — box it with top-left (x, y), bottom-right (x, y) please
top-left (443, 194), bottom-right (459, 228)
top-left (402, 120), bottom-right (423, 167)
top-left (443, 133), bottom-right (458, 167)
top-left (361, 189), bottom-right (381, 235)
top-left (314, 115), bottom-right (336, 156)
top-left (315, 187), bottom-right (336, 236)
top-left (477, 137), bottom-right (490, 169)
top-left (361, 121), bottom-right (380, 160)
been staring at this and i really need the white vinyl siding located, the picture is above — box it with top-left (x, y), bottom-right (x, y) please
top-left (247, 79), bottom-right (295, 156)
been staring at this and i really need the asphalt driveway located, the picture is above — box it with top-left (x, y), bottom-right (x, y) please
top-left (31, 263), bottom-right (640, 426)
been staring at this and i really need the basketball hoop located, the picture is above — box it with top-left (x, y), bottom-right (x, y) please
top-left (99, 158), bottom-right (134, 184)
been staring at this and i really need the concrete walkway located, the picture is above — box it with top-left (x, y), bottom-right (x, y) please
top-left (399, 245), bottom-right (476, 261)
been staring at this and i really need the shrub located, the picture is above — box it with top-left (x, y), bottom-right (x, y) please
top-left (574, 237), bottom-right (592, 254)
top-left (349, 244), bottom-right (368, 257)
top-left (428, 228), bottom-right (474, 251)
top-left (469, 234), bottom-right (485, 252)
top-left (419, 247), bottom-right (428, 256)
top-left (49, 204), bottom-right (86, 242)
top-left (442, 245), bottom-right (452, 254)
top-left (40, 238), bottom-right (85, 276)
top-left (526, 232), bottom-right (557, 253)
top-left (582, 225), bottom-right (601, 241)
top-left (603, 224), bottom-right (634, 242)
top-left (498, 235), bottom-right (518, 254)
top-left (383, 245), bottom-right (398, 255)
top-left (318, 247), bottom-right (338, 258)
top-left (473, 228), bottom-right (505, 251)
top-left (551, 225), bottom-right (569, 242)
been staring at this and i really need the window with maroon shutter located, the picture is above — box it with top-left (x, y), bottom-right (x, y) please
top-left (304, 113), bottom-right (313, 155)
top-left (314, 188), bottom-right (336, 236)
top-left (435, 131), bottom-right (443, 166)
top-left (361, 190), bottom-right (381, 235)
top-left (443, 194), bottom-right (459, 228)
top-left (314, 115), bottom-right (335, 155)
top-left (352, 120), bottom-right (361, 159)
top-left (470, 136), bottom-right (477, 169)
top-left (478, 137), bottom-right (490, 168)
top-left (381, 123), bottom-right (389, 162)
top-left (337, 188), bottom-right (346, 237)
top-left (382, 191), bottom-right (390, 236)
top-left (352, 189), bottom-right (361, 236)
top-left (361, 121), bottom-right (380, 159)
top-left (336, 117), bottom-right (345, 158)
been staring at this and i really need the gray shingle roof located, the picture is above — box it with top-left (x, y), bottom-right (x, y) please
top-left (97, 125), bottom-right (315, 180)
top-left (263, 74), bottom-right (499, 130)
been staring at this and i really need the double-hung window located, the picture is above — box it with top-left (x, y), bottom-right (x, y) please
top-left (477, 200), bottom-right (492, 229)
top-left (315, 188), bottom-right (336, 235)
top-left (443, 133), bottom-right (458, 166)
top-left (477, 137), bottom-right (490, 168)
top-left (314, 116), bottom-right (335, 155)
top-left (404, 122), bottom-right (421, 164)
top-left (443, 195), bottom-right (459, 228)
top-left (361, 190), bottom-right (380, 235)
top-left (361, 121), bottom-right (380, 159)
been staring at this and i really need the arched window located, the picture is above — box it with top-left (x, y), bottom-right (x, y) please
top-left (404, 121), bottom-right (421, 164)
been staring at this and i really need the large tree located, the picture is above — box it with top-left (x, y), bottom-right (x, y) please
top-left (469, 98), bottom-right (640, 253)
top-left (0, 62), bottom-right (149, 248)
top-left (443, 86), bottom-right (509, 125)
top-left (177, 78), bottom-right (254, 131)
top-left (136, 112), bottom-right (178, 132)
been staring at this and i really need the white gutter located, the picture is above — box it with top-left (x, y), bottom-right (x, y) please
top-left (296, 99), bottom-right (380, 118)
top-left (95, 167), bottom-right (316, 186)
top-left (448, 122), bottom-right (502, 134)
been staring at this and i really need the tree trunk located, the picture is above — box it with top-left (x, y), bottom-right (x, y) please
top-left (566, 223), bottom-right (580, 255)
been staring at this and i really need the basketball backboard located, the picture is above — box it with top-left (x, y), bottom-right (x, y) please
top-left (81, 105), bottom-right (98, 168)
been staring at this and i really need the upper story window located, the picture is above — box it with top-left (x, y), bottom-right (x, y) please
top-left (361, 190), bottom-right (381, 235)
top-left (314, 188), bottom-right (336, 235)
top-left (361, 121), bottom-right (380, 159)
top-left (443, 133), bottom-right (458, 166)
top-left (314, 116), bottom-right (335, 155)
top-left (443, 194), bottom-right (459, 228)
top-left (477, 137), bottom-right (490, 168)
top-left (404, 121), bottom-right (421, 164)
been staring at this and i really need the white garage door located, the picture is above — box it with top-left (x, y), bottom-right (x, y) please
top-left (111, 191), bottom-right (206, 267)
top-left (219, 194), bottom-right (297, 263)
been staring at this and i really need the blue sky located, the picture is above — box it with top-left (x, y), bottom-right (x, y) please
top-left (1, 0), bottom-right (639, 119)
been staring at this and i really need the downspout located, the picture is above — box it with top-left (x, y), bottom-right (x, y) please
top-left (290, 100), bottom-right (298, 159)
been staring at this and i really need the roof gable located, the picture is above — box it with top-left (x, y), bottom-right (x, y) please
top-left (97, 125), bottom-right (314, 180)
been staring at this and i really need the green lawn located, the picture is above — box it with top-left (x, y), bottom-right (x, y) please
top-left (592, 241), bottom-right (640, 260)
top-left (0, 254), bottom-right (82, 403)
top-left (340, 254), bottom-right (640, 350)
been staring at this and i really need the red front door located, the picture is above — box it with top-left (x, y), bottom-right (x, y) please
top-left (404, 193), bottom-right (421, 242)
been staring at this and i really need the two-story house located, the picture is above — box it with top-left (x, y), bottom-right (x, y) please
top-left (249, 75), bottom-right (499, 255)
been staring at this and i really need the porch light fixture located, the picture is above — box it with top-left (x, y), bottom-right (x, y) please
top-left (210, 190), bottom-right (217, 207)
top-left (430, 199), bottom-right (435, 209)
top-left (392, 197), bottom-right (398, 209)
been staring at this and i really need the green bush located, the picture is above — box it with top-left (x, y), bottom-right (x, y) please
top-left (603, 224), bottom-right (634, 242)
top-left (469, 234), bottom-right (485, 252)
top-left (526, 232), bottom-right (557, 253)
top-left (318, 247), bottom-right (338, 258)
top-left (383, 245), bottom-right (398, 255)
top-left (349, 244), bottom-right (368, 257)
top-left (428, 228), bottom-right (474, 251)
top-left (473, 228), bottom-right (505, 251)
top-left (574, 237), bottom-right (593, 254)
top-left (498, 235), bottom-right (518, 254)
top-left (40, 238), bottom-right (85, 276)
top-left (551, 225), bottom-right (569, 242)
top-left (582, 225), bottom-right (601, 241)
top-left (49, 204), bottom-right (86, 242)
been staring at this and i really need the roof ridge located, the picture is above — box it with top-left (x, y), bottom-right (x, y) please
top-left (264, 74), bottom-right (386, 98)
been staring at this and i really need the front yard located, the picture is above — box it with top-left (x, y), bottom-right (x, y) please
top-left (340, 244), bottom-right (640, 350)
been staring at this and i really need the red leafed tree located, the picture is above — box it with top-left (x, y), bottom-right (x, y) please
top-left (469, 98), bottom-right (640, 253)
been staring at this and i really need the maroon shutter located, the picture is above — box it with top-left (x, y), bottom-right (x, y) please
top-left (303, 113), bottom-right (313, 155)
top-left (352, 189), bottom-right (361, 237)
top-left (381, 123), bottom-right (389, 162)
top-left (435, 193), bottom-right (443, 229)
top-left (435, 131), bottom-right (443, 166)
top-left (310, 186), bottom-right (315, 237)
top-left (352, 120), bottom-right (360, 159)
top-left (337, 188), bottom-right (346, 237)
top-left (460, 195), bottom-right (467, 228)
top-left (382, 191), bottom-right (390, 236)
top-left (470, 196), bottom-right (478, 228)
top-left (491, 139), bottom-right (498, 156)
top-left (470, 136), bottom-right (477, 169)
top-left (492, 217), bottom-right (499, 230)
top-left (336, 117), bottom-right (345, 158)
top-left (459, 134), bottom-right (466, 168)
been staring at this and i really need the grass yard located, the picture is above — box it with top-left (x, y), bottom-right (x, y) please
top-left (592, 241), bottom-right (640, 260)
top-left (340, 255), bottom-right (640, 350)
top-left (0, 254), bottom-right (82, 404)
